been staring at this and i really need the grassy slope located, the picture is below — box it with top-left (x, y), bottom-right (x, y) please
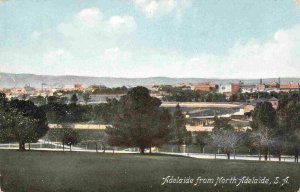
top-left (0, 150), bottom-right (299, 192)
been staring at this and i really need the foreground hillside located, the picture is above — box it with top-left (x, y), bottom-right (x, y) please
top-left (0, 150), bottom-right (299, 192)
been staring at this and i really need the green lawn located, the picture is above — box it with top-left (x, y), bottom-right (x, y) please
top-left (0, 150), bottom-right (299, 192)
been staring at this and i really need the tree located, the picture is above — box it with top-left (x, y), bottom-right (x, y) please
top-left (169, 104), bottom-right (188, 152)
top-left (0, 92), bottom-right (8, 107)
top-left (213, 116), bottom-right (233, 131)
top-left (278, 100), bottom-right (300, 162)
top-left (0, 99), bottom-right (49, 151)
top-left (0, 110), bottom-right (38, 151)
top-left (71, 94), bottom-right (78, 104)
top-left (251, 102), bottom-right (278, 130)
top-left (249, 128), bottom-right (273, 161)
top-left (211, 129), bottom-right (243, 160)
top-left (211, 117), bottom-right (242, 159)
top-left (47, 96), bottom-right (60, 104)
top-left (60, 124), bottom-right (81, 151)
top-left (83, 93), bottom-right (90, 104)
top-left (105, 86), bottom-right (171, 154)
top-left (250, 102), bottom-right (279, 160)
top-left (195, 132), bottom-right (210, 153)
top-left (29, 95), bottom-right (46, 106)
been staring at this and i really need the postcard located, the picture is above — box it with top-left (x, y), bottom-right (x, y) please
top-left (0, 0), bottom-right (300, 191)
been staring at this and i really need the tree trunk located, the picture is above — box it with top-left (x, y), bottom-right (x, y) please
top-left (226, 152), bottom-right (230, 160)
top-left (96, 143), bottom-right (98, 153)
top-left (234, 148), bottom-right (236, 160)
top-left (295, 148), bottom-right (299, 163)
top-left (70, 145), bottom-right (72, 152)
top-left (177, 145), bottom-right (180, 153)
top-left (140, 147), bottom-right (145, 154)
top-left (63, 143), bottom-right (65, 152)
top-left (149, 147), bottom-right (152, 154)
top-left (259, 149), bottom-right (261, 161)
top-left (103, 144), bottom-right (106, 153)
top-left (28, 143), bottom-right (31, 150)
top-left (264, 153), bottom-right (267, 161)
top-left (19, 141), bottom-right (25, 151)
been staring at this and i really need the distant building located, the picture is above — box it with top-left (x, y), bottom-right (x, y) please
top-left (219, 83), bottom-right (240, 96)
top-left (74, 84), bottom-right (84, 91)
top-left (251, 97), bottom-right (278, 109)
top-left (280, 83), bottom-right (300, 92)
top-left (194, 82), bottom-right (217, 92)
top-left (64, 84), bottom-right (74, 91)
top-left (268, 97), bottom-right (279, 109)
top-left (256, 83), bottom-right (266, 92)
top-left (24, 85), bottom-right (36, 95)
top-left (240, 84), bottom-right (256, 93)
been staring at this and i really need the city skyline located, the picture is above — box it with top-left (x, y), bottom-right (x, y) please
top-left (0, 0), bottom-right (300, 78)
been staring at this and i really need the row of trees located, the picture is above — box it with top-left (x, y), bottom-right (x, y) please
top-left (193, 101), bottom-right (300, 161)
top-left (160, 85), bottom-right (300, 103)
top-left (2, 85), bottom-right (300, 159)
top-left (0, 87), bottom-right (192, 153)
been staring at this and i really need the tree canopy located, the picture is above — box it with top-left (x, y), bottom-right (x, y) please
top-left (106, 86), bottom-right (171, 153)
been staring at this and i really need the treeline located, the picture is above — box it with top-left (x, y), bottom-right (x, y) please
top-left (160, 85), bottom-right (300, 102)
top-left (193, 99), bottom-right (300, 162)
top-left (38, 97), bottom-right (117, 124)
top-left (160, 86), bottom-right (226, 102)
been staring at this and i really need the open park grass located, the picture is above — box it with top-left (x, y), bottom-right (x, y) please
top-left (0, 150), bottom-right (299, 192)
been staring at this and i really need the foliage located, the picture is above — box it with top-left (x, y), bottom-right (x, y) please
top-left (71, 93), bottom-right (78, 104)
top-left (211, 129), bottom-right (243, 159)
top-left (0, 97), bottom-right (48, 150)
top-left (106, 86), bottom-right (171, 153)
top-left (169, 104), bottom-right (190, 151)
top-left (194, 132), bottom-right (211, 153)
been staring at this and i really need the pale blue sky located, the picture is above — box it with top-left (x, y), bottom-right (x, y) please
top-left (0, 0), bottom-right (300, 78)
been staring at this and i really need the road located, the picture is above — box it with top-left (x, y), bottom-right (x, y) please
top-left (0, 141), bottom-right (296, 163)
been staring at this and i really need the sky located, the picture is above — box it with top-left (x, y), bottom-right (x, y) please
top-left (0, 0), bottom-right (300, 78)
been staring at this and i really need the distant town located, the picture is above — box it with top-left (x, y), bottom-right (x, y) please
top-left (1, 77), bottom-right (298, 133)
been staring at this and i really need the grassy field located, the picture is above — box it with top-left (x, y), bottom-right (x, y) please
top-left (0, 150), bottom-right (299, 192)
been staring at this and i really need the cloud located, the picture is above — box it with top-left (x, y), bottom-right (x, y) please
top-left (58, 8), bottom-right (136, 40)
top-left (76, 7), bottom-right (102, 27)
top-left (165, 24), bottom-right (300, 78)
top-left (100, 24), bottom-right (300, 78)
top-left (30, 30), bottom-right (41, 41)
top-left (131, 0), bottom-right (192, 18)
top-left (43, 49), bottom-right (72, 66)
top-left (108, 16), bottom-right (136, 33)
top-left (101, 47), bottom-right (130, 64)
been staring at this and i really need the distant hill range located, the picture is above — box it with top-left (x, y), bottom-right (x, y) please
top-left (0, 72), bottom-right (300, 88)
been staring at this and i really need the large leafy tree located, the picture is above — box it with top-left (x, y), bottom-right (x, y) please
top-left (278, 100), bottom-right (300, 162)
top-left (251, 102), bottom-right (278, 130)
top-left (106, 86), bottom-right (171, 154)
top-left (0, 98), bottom-right (48, 151)
top-left (250, 102), bottom-right (279, 160)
